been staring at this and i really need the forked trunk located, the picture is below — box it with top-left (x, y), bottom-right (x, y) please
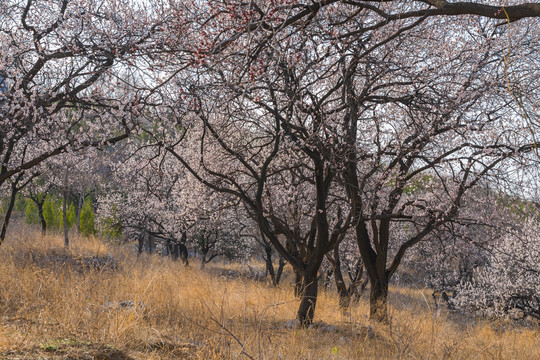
top-left (296, 270), bottom-right (318, 326)
top-left (335, 271), bottom-right (351, 309)
top-left (264, 246), bottom-right (276, 284)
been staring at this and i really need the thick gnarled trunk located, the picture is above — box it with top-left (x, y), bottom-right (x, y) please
top-left (296, 269), bottom-right (318, 325)
top-left (369, 275), bottom-right (389, 323)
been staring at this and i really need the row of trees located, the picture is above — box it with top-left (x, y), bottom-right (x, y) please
top-left (1, 0), bottom-right (539, 325)
top-left (1, 189), bottom-right (96, 236)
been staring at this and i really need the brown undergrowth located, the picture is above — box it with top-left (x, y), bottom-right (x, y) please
top-left (0, 226), bottom-right (538, 359)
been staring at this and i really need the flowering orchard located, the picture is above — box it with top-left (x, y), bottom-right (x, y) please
top-left (455, 219), bottom-right (540, 320)
top-left (153, 0), bottom-right (540, 324)
top-left (1, 0), bottom-right (539, 326)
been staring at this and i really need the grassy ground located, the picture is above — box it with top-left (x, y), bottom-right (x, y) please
top-left (0, 227), bottom-right (538, 359)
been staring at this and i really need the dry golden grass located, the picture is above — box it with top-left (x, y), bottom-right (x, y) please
top-left (0, 227), bottom-right (539, 359)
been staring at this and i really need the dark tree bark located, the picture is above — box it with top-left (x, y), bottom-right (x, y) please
top-left (0, 172), bottom-right (39, 244)
top-left (0, 178), bottom-right (19, 244)
top-left (331, 247), bottom-right (352, 309)
top-left (166, 237), bottom-right (189, 265)
top-left (263, 245), bottom-right (284, 286)
top-left (296, 268), bottom-right (319, 324)
top-left (62, 170), bottom-right (69, 249)
top-left (76, 192), bottom-right (84, 235)
top-left (326, 244), bottom-right (368, 309)
top-left (275, 255), bottom-right (285, 286)
top-left (264, 245), bottom-right (276, 284)
top-left (165, 238), bottom-right (172, 257)
top-left (293, 268), bottom-right (303, 298)
top-left (178, 243), bottom-right (189, 265)
top-left (369, 275), bottom-right (389, 323)
top-left (38, 201), bottom-right (46, 235)
top-left (137, 232), bottom-right (145, 255)
top-left (62, 191), bottom-right (69, 249)
top-left (179, 231), bottom-right (189, 265)
top-left (147, 235), bottom-right (153, 254)
top-left (29, 186), bottom-right (48, 236)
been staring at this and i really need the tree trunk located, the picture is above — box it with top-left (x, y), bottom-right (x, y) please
top-left (147, 235), bottom-right (153, 254)
top-left (369, 275), bottom-right (389, 323)
top-left (173, 242), bottom-right (180, 260)
top-left (264, 246), bottom-right (277, 285)
top-left (201, 250), bottom-right (207, 269)
top-left (179, 243), bottom-right (189, 265)
top-left (165, 238), bottom-right (171, 257)
top-left (0, 181), bottom-right (18, 245)
top-left (352, 277), bottom-right (369, 304)
top-left (76, 192), bottom-right (83, 235)
top-left (334, 268), bottom-right (351, 309)
top-left (331, 247), bottom-right (352, 308)
top-left (137, 233), bottom-right (144, 255)
top-left (38, 200), bottom-right (46, 236)
top-left (293, 269), bottom-right (303, 297)
top-left (296, 270), bottom-right (318, 325)
top-left (275, 256), bottom-right (285, 286)
top-left (355, 219), bottom-right (391, 323)
top-left (63, 188), bottom-right (69, 249)
top-left (62, 169), bottom-right (69, 249)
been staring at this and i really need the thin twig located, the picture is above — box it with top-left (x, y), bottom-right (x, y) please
top-left (210, 317), bottom-right (255, 360)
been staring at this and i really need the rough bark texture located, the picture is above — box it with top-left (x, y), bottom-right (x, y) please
top-left (294, 269), bottom-right (303, 298)
top-left (296, 270), bottom-right (319, 325)
top-left (369, 275), bottom-right (389, 323)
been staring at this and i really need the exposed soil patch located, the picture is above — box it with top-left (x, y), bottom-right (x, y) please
top-left (15, 248), bottom-right (118, 273)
